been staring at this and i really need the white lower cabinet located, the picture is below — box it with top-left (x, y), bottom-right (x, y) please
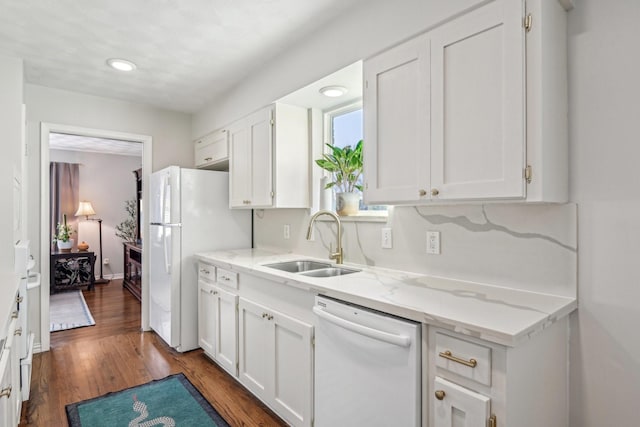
top-left (238, 297), bottom-right (313, 427)
top-left (0, 318), bottom-right (20, 427)
top-left (429, 319), bottom-right (569, 427)
top-left (198, 280), bottom-right (239, 377)
top-left (433, 377), bottom-right (490, 427)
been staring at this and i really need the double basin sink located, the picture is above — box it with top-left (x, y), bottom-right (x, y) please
top-left (263, 260), bottom-right (360, 278)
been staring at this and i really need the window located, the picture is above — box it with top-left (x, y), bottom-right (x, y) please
top-left (324, 103), bottom-right (387, 214)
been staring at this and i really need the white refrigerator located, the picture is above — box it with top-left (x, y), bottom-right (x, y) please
top-left (149, 166), bottom-right (251, 352)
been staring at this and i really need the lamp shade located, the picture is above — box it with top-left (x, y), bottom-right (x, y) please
top-left (75, 201), bottom-right (96, 218)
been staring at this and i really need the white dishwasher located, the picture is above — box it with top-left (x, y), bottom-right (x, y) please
top-left (313, 295), bottom-right (421, 427)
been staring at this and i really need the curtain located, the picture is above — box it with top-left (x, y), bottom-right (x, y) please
top-left (50, 162), bottom-right (79, 251)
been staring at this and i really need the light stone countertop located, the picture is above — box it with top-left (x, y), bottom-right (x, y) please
top-left (195, 248), bottom-right (577, 347)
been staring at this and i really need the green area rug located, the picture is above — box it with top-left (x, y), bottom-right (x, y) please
top-left (66, 373), bottom-right (230, 427)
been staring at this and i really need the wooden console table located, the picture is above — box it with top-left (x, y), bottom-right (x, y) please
top-left (123, 243), bottom-right (142, 301)
top-left (50, 251), bottom-right (96, 293)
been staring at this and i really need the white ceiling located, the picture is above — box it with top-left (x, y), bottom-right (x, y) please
top-left (0, 0), bottom-right (365, 113)
top-left (49, 133), bottom-right (143, 157)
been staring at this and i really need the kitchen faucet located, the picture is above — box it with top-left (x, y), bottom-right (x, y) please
top-left (306, 210), bottom-right (343, 264)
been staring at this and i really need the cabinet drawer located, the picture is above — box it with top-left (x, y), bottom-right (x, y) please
top-left (198, 263), bottom-right (216, 283)
top-left (216, 268), bottom-right (238, 289)
top-left (435, 332), bottom-right (491, 386)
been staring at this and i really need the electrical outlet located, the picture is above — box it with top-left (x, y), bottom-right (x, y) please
top-left (426, 231), bottom-right (441, 255)
top-left (103, 258), bottom-right (110, 265)
top-left (381, 228), bottom-right (393, 249)
top-left (283, 224), bottom-right (290, 240)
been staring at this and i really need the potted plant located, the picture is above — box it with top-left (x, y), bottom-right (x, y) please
top-left (115, 200), bottom-right (138, 243)
top-left (53, 214), bottom-right (75, 252)
top-left (315, 140), bottom-right (363, 215)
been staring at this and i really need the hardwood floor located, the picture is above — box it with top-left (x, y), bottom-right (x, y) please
top-left (20, 280), bottom-right (286, 427)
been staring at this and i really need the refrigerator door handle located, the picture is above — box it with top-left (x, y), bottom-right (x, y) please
top-left (163, 228), bottom-right (171, 274)
top-left (312, 306), bottom-right (411, 347)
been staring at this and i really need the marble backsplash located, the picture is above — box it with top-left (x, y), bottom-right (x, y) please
top-left (253, 203), bottom-right (577, 298)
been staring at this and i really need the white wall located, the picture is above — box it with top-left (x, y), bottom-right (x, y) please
top-left (568, 1), bottom-right (640, 425)
top-left (25, 84), bottom-right (192, 265)
top-left (49, 149), bottom-right (142, 279)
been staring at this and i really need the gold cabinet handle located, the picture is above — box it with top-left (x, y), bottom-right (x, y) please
top-left (267, 315), bottom-right (274, 321)
top-left (431, 188), bottom-right (440, 196)
top-left (0, 386), bottom-right (11, 398)
top-left (262, 313), bottom-right (268, 318)
top-left (204, 157), bottom-right (213, 161)
top-left (419, 189), bottom-right (427, 197)
top-left (439, 350), bottom-right (477, 368)
top-left (14, 327), bottom-right (22, 336)
top-left (435, 390), bottom-right (446, 400)
top-left (11, 311), bottom-right (18, 319)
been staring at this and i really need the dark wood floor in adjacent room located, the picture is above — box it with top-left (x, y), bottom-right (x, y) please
top-left (19, 279), bottom-right (286, 427)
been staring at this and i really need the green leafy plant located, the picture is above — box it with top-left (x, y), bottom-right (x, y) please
top-left (315, 140), bottom-right (363, 193)
top-left (115, 200), bottom-right (137, 242)
top-left (53, 214), bottom-right (74, 243)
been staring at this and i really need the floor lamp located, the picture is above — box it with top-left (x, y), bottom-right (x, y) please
top-left (75, 201), bottom-right (110, 284)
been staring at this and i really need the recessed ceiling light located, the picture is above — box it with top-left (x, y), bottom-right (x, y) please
top-left (106, 58), bottom-right (137, 72)
top-left (319, 86), bottom-right (347, 97)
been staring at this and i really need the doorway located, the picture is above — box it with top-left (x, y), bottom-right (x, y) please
top-left (40, 123), bottom-right (152, 352)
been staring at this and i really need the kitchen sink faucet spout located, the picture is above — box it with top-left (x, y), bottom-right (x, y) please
top-left (306, 210), bottom-right (343, 264)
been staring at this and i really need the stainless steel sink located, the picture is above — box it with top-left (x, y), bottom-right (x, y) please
top-left (263, 260), bottom-right (332, 273)
top-left (300, 267), bottom-right (361, 278)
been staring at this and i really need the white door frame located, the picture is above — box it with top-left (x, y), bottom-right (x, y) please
top-left (40, 123), bottom-right (152, 351)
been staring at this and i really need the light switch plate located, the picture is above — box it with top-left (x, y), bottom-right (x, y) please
top-left (381, 228), bottom-right (393, 249)
top-left (426, 231), bottom-right (440, 255)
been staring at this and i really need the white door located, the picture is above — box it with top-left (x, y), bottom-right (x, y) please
top-left (363, 34), bottom-right (431, 205)
top-left (270, 310), bottom-right (313, 427)
top-left (430, 0), bottom-right (525, 200)
top-left (238, 298), bottom-right (269, 399)
top-left (214, 286), bottom-right (239, 377)
top-left (198, 281), bottom-right (216, 357)
top-left (433, 377), bottom-right (490, 427)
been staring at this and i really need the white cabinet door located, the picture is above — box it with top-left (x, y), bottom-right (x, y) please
top-left (238, 298), bottom-right (270, 399)
top-left (195, 129), bottom-right (228, 169)
top-left (198, 281), bottom-right (216, 357)
top-left (238, 297), bottom-right (314, 427)
top-left (430, 0), bottom-right (525, 200)
top-left (270, 310), bottom-right (313, 427)
top-left (229, 107), bottom-right (273, 208)
top-left (364, 34), bottom-right (430, 205)
top-left (1, 319), bottom-right (20, 427)
top-left (0, 349), bottom-right (11, 427)
top-left (214, 286), bottom-right (238, 376)
top-left (229, 116), bottom-right (253, 207)
top-left (433, 377), bottom-right (490, 427)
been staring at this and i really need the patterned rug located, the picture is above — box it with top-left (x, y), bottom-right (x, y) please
top-left (65, 373), bottom-right (230, 427)
top-left (50, 290), bottom-right (95, 332)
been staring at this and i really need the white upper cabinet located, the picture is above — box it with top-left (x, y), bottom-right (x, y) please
top-left (364, 0), bottom-right (568, 205)
top-left (194, 128), bottom-right (229, 170)
top-left (430, 0), bottom-right (525, 201)
top-left (229, 103), bottom-right (309, 209)
top-left (363, 34), bottom-right (430, 204)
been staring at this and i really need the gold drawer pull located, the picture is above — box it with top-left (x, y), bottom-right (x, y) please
top-left (204, 157), bottom-right (213, 161)
top-left (435, 390), bottom-right (446, 400)
top-left (14, 327), bottom-right (22, 336)
top-left (439, 350), bottom-right (477, 368)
